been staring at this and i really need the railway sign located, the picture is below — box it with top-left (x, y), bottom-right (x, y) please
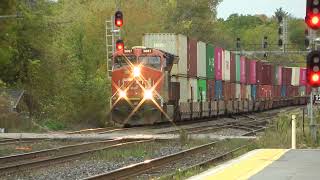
top-left (313, 94), bottom-right (320, 104)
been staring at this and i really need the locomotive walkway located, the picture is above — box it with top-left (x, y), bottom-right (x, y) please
top-left (189, 149), bottom-right (320, 180)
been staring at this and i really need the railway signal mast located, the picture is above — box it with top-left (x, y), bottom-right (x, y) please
top-left (305, 0), bottom-right (320, 142)
top-left (106, 8), bottom-right (123, 78)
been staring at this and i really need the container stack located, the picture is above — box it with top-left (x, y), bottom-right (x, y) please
top-left (143, 33), bottom-right (310, 105)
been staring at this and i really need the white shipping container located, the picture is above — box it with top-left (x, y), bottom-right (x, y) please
top-left (143, 33), bottom-right (187, 75)
top-left (189, 78), bottom-right (198, 102)
top-left (197, 41), bottom-right (206, 78)
top-left (246, 85), bottom-right (251, 100)
top-left (222, 50), bottom-right (231, 81)
top-left (291, 67), bottom-right (300, 86)
top-left (236, 84), bottom-right (241, 99)
top-left (171, 77), bottom-right (189, 103)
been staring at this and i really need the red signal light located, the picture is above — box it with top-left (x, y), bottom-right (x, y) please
top-left (115, 11), bottom-right (123, 28)
top-left (312, 73), bottom-right (320, 82)
top-left (311, 15), bottom-right (320, 25)
top-left (116, 39), bottom-right (124, 51)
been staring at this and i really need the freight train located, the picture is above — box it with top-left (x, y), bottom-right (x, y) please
top-left (110, 34), bottom-right (309, 126)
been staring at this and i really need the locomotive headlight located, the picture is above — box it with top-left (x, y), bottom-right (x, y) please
top-left (133, 66), bottom-right (141, 78)
top-left (119, 90), bottom-right (127, 98)
top-left (144, 89), bottom-right (153, 100)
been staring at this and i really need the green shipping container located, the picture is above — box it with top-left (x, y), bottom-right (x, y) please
top-left (235, 54), bottom-right (241, 82)
top-left (206, 44), bottom-right (215, 79)
top-left (197, 79), bottom-right (207, 102)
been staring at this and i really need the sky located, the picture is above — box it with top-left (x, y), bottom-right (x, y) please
top-left (217, 0), bottom-right (305, 19)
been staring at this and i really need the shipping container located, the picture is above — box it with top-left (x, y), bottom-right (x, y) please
top-left (245, 58), bottom-right (250, 84)
top-left (273, 85), bottom-right (281, 97)
top-left (291, 67), bottom-right (300, 86)
top-left (214, 48), bottom-right (223, 80)
top-left (274, 65), bottom-right (282, 85)
top-left (241, 84), bottom-right (246, 99)
top-left (223, 81), bottom-right (233, 100)
top-left (197, 79), bottom-right (207, 102)
top-left (256, 61), bottom-right (262, 84)
top-left (143, 33), bottom-right (188, 75)
top-left (287, 85), bottom-right (299, 97)
top-left (214, 80), bottom-right (223, 100)
top-left (240, 56), bottom-right (246, 83)
top-left (299, 68), bottom-right (307, 86)
top-left (282, 67), bottom-right (292, 85)
top-left (189, 78), bottom-right (198, 102)
top-left (260, 64), bottom-right (274, 85)
top-left (169, 82), bottom-right (180, 101)
top-left (281, 85), bottom-right (286, 97)
top-left (230, 52), bottom-right (236, 82)
top-left (222, 50), bottom-right (231, 81)
top-left (188, 38), bottom-right (197, 77)
top-left (246, 85), bottom-right (251, 100)
top-left (206, 44), bottom-right (215, 79)
top-left (236, 84), bottom-right (241, 99)
top-left (249, 60), bottom-right (257, 84)
top-left (207, 80), bottom-right (215, 100)
top-left (299, 86), bottom-right (306, 96)
top-left (257, 85), bottom-right (273, 99)
top-left (197, 41), bottom-right (206, 78)
top-left (251, 85), bottom-right (257, 100)
top-left (235, 54), bottom-right (241, 82)
top-left (171, 77), bottom-right (189, 103)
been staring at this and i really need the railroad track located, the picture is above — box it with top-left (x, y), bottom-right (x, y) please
top-left (0, 138), bottom-right (153, 175)
top-left (83, 137), bottom-right (253, 180)
top-left (0, 138), bottom-right (48, 146)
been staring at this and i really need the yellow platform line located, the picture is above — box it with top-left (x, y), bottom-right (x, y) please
top-left (191, 149), bottom-right (289, 180)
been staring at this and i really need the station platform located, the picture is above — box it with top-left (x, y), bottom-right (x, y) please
top-left (189, 149), bottom-right (320, 180)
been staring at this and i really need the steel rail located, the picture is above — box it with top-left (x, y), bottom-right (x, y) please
top-left (0, 139), bottom-right (152, 175)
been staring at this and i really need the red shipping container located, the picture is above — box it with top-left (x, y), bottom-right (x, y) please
top-left (257, 85), bottom-right (273, 99)
top-left (207, 80), bottom-right (215, 100)
top-left (241, 84), bottom-right (246, 99)
top-left (273, 85), bottom-right (281, 97)
top-left (245, 58), bottom-right (250, 84)
top-left (256, 61), bottom-right (262, 84)
top-left (287, 85), bottom-right (299, 97)
top-left (214, 47), bottom-right (223, 80)
top-left (261, 64), bottom-right (274, 85)
top-left (188, 38), bottom-right (197, 77)
top-left (230, 83), bottom-right (236, 100)
top-left (300, 68), bottom-right (307, 86)
top-left (249, 60), bottom-right (256, 84)
top-left (230, 53), bottom-right (236, 82)
top-left (282, 68), bottom-right (292, 85)
top-left (240, 56), bottom-right (246, 83)
top-left (223, 81), bottom-right (234, 100)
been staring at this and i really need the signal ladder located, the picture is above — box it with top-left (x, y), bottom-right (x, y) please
top-left (106, 16), bottom-right (121, 78)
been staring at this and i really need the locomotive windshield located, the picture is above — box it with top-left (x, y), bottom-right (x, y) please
top-left (113, 56), bottom-right (137, 69)
top-left (138, 56), bottom-right (161, 70)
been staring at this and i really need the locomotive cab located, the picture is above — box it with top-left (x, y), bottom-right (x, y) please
top-left (110, 47), bottom-right (177, 126)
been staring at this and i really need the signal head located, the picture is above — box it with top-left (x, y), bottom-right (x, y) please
top-left (306, 0), bottom-right (320, 29)
top-left (116, 39), bottom-right (124, 51)
top-left (114, 11), bottom-right (123, 28)
top-left (307, 50), bottom-right (320, 87)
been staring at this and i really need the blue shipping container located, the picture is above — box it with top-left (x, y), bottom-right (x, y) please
top-left (251, 85), bottom-right (257, 100)
top-left (215, 80), bottom-right (223, 100)
top-left (281, 85), bottom-right (286, 97)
